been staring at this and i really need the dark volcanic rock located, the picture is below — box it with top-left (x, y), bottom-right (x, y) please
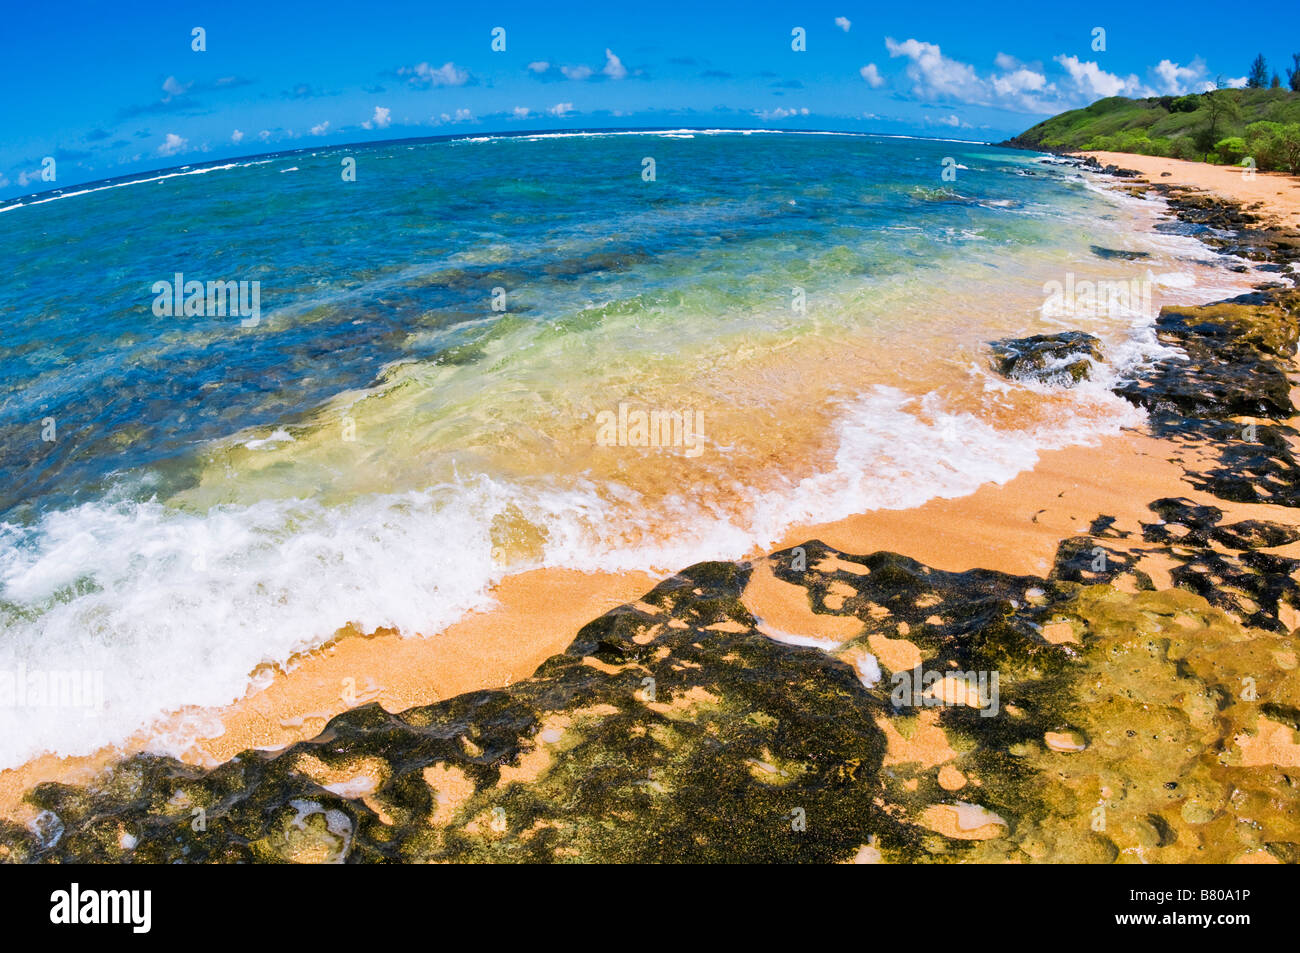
top-left (3, 536), bottom-right (1297, 864)
top-left (1140, 497), bottom-right (1300, 633)
top-left (1115, 296), bottom-right (1298, 421)
top-left (990, 331), bottom-right (1104, 385)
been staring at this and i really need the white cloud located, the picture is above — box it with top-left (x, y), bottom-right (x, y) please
top-left (1053, 54), bottom-right (1146, 99)
top-left (883, 36), bottom-right (1174, 114)
top-left (161, 75), bottom-right (190, 100)
top-left (511, 106), bottom-right (530, 119)
top-left (362, 106), bottom-right (392, 130)
top-left (603, 48), bottom-right (627, 80)
top-left (886, 37), bottom-right (986, 102)
top-left (1226, 76), bottom-right (1248, 89)
top-left (1153, 59), bottom-right (1201, 94)
top-left (438, 109), bottom-right (473, 123)
top-left (310, 121), bottom-right (330, 136)
top-left (0, 173), bottom-right (8, 188)
top-left (549, 102), bottom-right (574, 117)
top-left (756, 106), bottom-right (810, 120)
top-left (528, 61), bottom-right (549, 73)
top-left (231, 129), bottom-right (245, 144)
top-left (835, 16), bottom-right (851, 32)
top-left (400, 61), bottom-right (469, 87)
top-left (777, 32), bottom-right (1244, 123)
top-left (992, 67), bottom-right (1047, 98)
top-left (157, 133), bottom-right (188, 156)
top-left (259, 130), bottom-right (271, 141)
top-left (886, 36), bottom-right (1055, 111)
top-left (561, 64), bottom-right (593, 81)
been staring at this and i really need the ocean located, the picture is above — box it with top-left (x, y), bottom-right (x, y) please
top-left (0, 130), bottom-right (1262, 767)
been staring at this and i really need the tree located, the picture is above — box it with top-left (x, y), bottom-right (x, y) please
top-left (1247, 54), bottom-right (1269, 89)
top-left (1287, 53), bottom-right (1300, 92)
top-left (1271, 73), bottom-right (1282, 89)
top-left (1279, 125), bottom-right (1300, 174)
top-left (1197, 89), bottom-right (1242, 160)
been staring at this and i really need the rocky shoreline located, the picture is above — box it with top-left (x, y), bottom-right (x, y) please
top-left (4, 167), bottom-right (1300, 864)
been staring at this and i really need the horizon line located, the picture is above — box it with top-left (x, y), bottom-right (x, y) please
top-left (3, 124), bottom-right (1005, 208)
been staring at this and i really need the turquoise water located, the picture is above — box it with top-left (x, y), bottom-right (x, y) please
top-left (1, 132), bottom-right (1109, 516)
top-left (0, 131), bottom-right (1256, 766)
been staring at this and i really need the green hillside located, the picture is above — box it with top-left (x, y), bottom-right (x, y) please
top-left (1004, 88), bottom-right (1300, 172)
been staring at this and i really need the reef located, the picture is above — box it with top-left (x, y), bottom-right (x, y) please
top-left (4, 161), bottom-right (1300, 865)
top-left (4, 524), bottom-right (1297, 863)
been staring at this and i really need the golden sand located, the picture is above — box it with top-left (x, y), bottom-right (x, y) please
top-left (5, 151), bottom-right (1300, 825)
top-left (1082, 151), bottom-right (1300, 230)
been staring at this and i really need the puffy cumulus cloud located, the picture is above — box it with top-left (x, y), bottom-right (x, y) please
top-left (157, 132), bottom-right (188, 156)
top-left (362, 106), bottom-right (391, 130)
top-left (885, 37), bottom-right (986, 102)
top-left (231, 129), bottom-right (244, 144)
top-left (991, 67), bottom-right (1048, 99)
top-left (882, 37), bottom-right (1217, 113)
top-left (603, 48), bottom-right (627, 80)
top-left (859, 63), bottom-right (885, 88)
top-left (511, 106), bottom-right (530, 119)
top-left (437, 108), bottom-right (473, 123)
top-left (398, 61), bottom-right (470, 87)
top-left (549, 102), bottom-right (574, 117)
top-left (756, 106), bottom-right (810, 119)
top-left (537, 50), bottom-right (632, 82)
top-left (835, 16), bottom-right (851, 32)
top-left (887, 37), bottom-right (1058, 112)
top-left (1053, 54), bottom-right (1147, 99)
top-left (310, 121), bottom-right (330, 136)
top-left (1153, 59), bottom-right (1203, 94)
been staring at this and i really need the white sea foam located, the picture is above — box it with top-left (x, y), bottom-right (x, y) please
top-left (0, 138), bottom-right (1266, 770)
top-left (0, 322), bottom-right (1219, 771)
top-left (0, 487), bottom-right (503, 766)
top-left (0, 159), bottom-right (275, 214)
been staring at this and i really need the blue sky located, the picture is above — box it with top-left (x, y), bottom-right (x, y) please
top-left (3, 0), bottom-right (1296, 197)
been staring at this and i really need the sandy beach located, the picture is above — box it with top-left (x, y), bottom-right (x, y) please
top-left (6, 152), bottom-right (1300, 864)
top-left (0, 428), bottom-right (1195, 821)
top-left (1084, 150), bottom-right (1300, 230)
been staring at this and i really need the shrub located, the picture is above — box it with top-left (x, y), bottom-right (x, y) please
top-left (1214, 136), bottom-right (1248, 164)
top-left (1143, 136), bottom-right (1174, 157)
top-left (1245, 120), bottom-right (1285, 168)
top-left (1276, 123), bottom-right (1300, 172)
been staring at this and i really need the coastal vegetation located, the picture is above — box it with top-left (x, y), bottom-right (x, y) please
top-left (1006, 86), bottom-right (1300, 173)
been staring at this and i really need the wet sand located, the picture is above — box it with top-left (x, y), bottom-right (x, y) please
top-left (0, 425), bottom-right (1249, 821)
top-left (5, 152), bottom-right (1299, 824)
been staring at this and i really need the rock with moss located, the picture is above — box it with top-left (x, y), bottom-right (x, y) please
top-left (990, 331), bottom-right (1104, 386)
